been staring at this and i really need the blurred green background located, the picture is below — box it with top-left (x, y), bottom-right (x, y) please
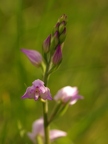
top-left (0, 0), bottom-right (108, 144)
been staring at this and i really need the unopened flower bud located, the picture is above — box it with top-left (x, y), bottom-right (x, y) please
top-left (59, 21), bottom-right (66, 34)
top-left (50, 31), bottom-right (59, 50)
top-left (57, 14), bottom-right (67, 24)
top-left (42, 35), bottom-right (51, 53)
top-left (52, 22), bottom-right (60, 35)
top-left (21, 49), bottom-right (42, 67)
top-left (59, 27), bottom-right (66, 44)
top-left (52, 45), bottom-right (62, 65)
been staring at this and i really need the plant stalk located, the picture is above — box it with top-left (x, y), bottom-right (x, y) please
top-left (42, 61), bottom-right (50, 144)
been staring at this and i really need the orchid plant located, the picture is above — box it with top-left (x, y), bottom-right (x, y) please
top-left (21, 14), bottom-right (83, 144)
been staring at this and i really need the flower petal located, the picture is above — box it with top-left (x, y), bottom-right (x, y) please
top-left (21, 86), bottom-right (35, 99)
top-left (27, 118), bottom-right (44, 143)
top-left (32, 118), bottom-right (44, 135)
top-left (32, 79), bottom-right (44, 86)
top-left (27, 132), bottom-right (36, 144)
top-left (40, 87), bottom-right (52, 100)
top-left (49, 130), bottom-right (67, 141)
top-left (70, 95), bottom-right (84, 105)
top-left (21, 49), bottom-right (42, 67)
top-left (34, 94), bottom-right (39, 101)
top-left (32, 79), bottom-right (46, 93)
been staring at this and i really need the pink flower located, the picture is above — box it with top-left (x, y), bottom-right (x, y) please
top-left (28, 118), bottom-right (67, 143)
top-left (22, 79), bottom-right (52, 101)
top-left (21, 49), bottom-right (42, 67)
top-left (54, 86), bottom-right (83, 105)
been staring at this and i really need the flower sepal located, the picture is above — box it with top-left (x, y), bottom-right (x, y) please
top-left (21, 48), bottom-right (43, 67)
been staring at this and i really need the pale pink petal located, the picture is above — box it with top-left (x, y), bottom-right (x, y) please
top-left (32, 118), bottom-right (44, 135)
top-left (21, 49), bottom-right (42, 67)
top-left (54, 88), bottom-right (64, 100)
top-left (32, 79), bottom-right (46, 93)
top-left (54, 86), bottom-right (76, 101)
top-left (70, 95), bottom-right (84, 105)
top-left (34, 94), bottom-right (39, 101)
top-left (27, 118), bottom-right (44, 143)
top-left (27, 132), bottom-right (36, 144)
top-left (40, 87), bottom-right (52, 100)
top-left (49, 130), bottom-right (67, 141)
top-left (32, 79), bottom-right (44, 87)
top-left (21, 86), bottom-right (35, 99)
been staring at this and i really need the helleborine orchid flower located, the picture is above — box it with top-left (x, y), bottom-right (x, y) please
top-left (21, 48), bottom-right (42, 67)
top-left (28, 118), bottom-right (67, 143)
top-left (22, 79), bottom-right (52, 101)
top-left (54, 86), bottom-right (83, 105)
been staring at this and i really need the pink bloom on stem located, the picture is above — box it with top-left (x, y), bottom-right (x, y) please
top-left (54, 86), bottom-right (83, 105)
top-left (52, 45), bottom-right (62, 65)
top-left (28, 118), bottom-right (67, 143)
top-left (21, 49), bottom-right (42, 67)
top-left (22, 79), bottom-right (52, 101)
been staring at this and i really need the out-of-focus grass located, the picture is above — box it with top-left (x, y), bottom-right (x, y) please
top-left (0, 0), bottom-right (108, 144)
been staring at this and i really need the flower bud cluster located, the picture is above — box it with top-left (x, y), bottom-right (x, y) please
top-left (42, 14), bottom-right (67, 66)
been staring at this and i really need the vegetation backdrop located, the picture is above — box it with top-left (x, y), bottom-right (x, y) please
top-left (0, 0), bottom-right (108, 144)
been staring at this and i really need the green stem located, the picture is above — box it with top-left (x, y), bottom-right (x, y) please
top-left (42, 61), bottom-right (51, 144)
top-left (42, 101), bottom-right (50, 144)
top-left (56, 103), bottom-right (69, 117)
top-left (48, 101), bottom-right (62, 124)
